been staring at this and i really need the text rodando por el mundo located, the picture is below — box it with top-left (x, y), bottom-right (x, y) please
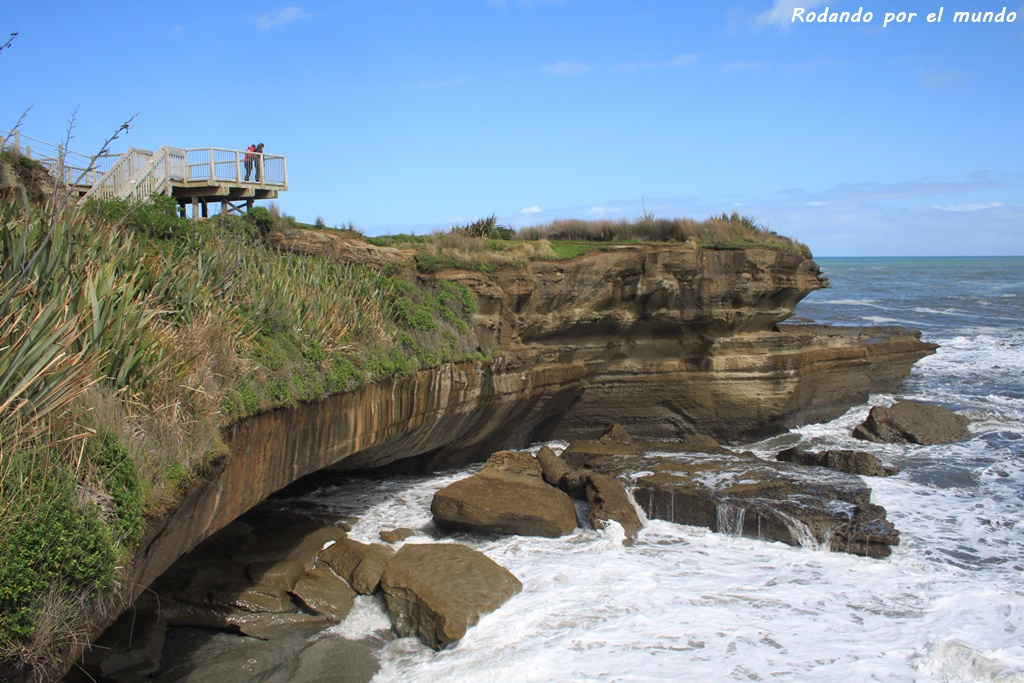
top-left (792, 6), bottom-right (1017, 27)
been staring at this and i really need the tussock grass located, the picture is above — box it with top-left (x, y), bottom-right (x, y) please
top-left (516, 212), bottom-right (812, 257)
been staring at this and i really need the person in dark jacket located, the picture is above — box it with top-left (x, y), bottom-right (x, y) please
top-left (253, 143), bottom-right (265, 182)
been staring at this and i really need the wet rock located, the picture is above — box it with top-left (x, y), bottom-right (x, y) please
top-left (600, 423), bottom-right (636, 443)
top-left (379, 528), bottom-right (416, 544)
top-left (536, 445), bottom-right (588, 497)
top-left (584, 472), bottom-right (643, 544)
top-left (291, 563), bottom-right (356, 621)
top-left (319, 538), bottom-right (395, 595)
top-left (647, 434), bottom-right (738, 456)
top-left (777, 447), bottom-right (899, 477)
top-left (536, 444), bottom-right (572, 488)
top-left (380, 543), bottom-right (522, 650)
top-left (561, 437), bottom-right (644, 467)
top-left (227, 585), bottom-right (296, 614)
top-left (82, 609), bottom-right (166, 682)
top-left (581, 450), bottom-right (899, 558)
top-left (853, 400), bottom-right (971, 445)
top-left (480, 449), bottom-right (544, 478)
top-left (157, 598), bottom-right (236, 629)
top-left (247, 558), bottom-right (306, 592)
top-left (431, 451), bottom-right (578, 537)
top-left (228, 612), bottom-right (329, 640)
top-left (292, 526), bottom-right (349, 571)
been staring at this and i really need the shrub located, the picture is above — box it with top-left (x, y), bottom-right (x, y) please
top-left (247, 206), bottom-right (273, 236)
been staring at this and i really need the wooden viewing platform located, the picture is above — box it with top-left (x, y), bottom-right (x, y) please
top-left (1, 130), bottom-right (287, 218)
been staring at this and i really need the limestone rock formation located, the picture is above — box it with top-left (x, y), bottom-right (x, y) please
top-left (853, 400), bottom-right (971, 445)
top-left (777, 447), bottom-right (899, 477)
top-left (380, 543), bottom-right (522, 650)
top-left (431, 451), bottom-right (578, 537)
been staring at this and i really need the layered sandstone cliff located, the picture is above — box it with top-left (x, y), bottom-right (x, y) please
top-left (129, 243), bottom-right (933, 593)
top-left (61, 241), bottom-right (935, 683)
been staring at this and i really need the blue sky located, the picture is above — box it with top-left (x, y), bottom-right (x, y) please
top-left (3, 1), bottom-right (1023, 256)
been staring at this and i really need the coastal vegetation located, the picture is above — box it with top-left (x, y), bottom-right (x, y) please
top-left (0, 171), bottom-right (477, 676)
top-left (0, 147), bottom-right (810, 678)
top-left (369, 211), bottom-right (811, 274)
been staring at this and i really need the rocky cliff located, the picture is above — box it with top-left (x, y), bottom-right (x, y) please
top-left (64, 240), bottom-right (934, 681)
top-left (129, 242), bottom-right (933, 594)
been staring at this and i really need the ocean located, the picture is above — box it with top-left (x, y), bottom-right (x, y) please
top-left (262, 257), bottom-right (1024, 682)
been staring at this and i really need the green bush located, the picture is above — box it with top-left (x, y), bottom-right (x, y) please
top-left (247, 206), bottom-right (273, 236)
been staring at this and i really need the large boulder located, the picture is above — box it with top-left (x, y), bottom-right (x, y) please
top-left (777, 447), bottom-right (899, 477)
top-left (431, 451), bottom-right (578, 537)
top-left (380, 543), bottom-right (522, 650)
top-left (853, 400), bottom-right (971, 445)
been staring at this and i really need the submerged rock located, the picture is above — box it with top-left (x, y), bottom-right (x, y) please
top-left (431, 451), bottom-right (578, 537)
top-left (380, 543), bottom-right (522, 650)
top-left (852, 400), bottom-right (971, 445)
top-left (777, 447), bottom-right (899, 477)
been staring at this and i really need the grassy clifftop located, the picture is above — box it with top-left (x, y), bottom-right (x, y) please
top-left (0, 185), bottom-right (810, 678)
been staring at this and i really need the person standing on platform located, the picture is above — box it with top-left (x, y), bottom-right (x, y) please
top-left (243, 143), bottom-right (257, 181)
top-left (254, 143), bottom-right (265, 182)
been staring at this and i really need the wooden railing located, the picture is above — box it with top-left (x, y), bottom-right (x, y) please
top-left (3, 131), bottom-right (288, 204)
top-left (184, 148), bottom-right (287, 186)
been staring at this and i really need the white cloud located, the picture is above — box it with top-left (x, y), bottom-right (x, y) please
top-left (520, 205), bottom-right (542, 214)
top-left (542, 61), bottom-right (591, 76)
top-left (757, 0), bottom-right (829, 29)
top-left (256, 6), bottom-right (310, 31)
top-left (933, 202), bottom-right (1005, 212)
